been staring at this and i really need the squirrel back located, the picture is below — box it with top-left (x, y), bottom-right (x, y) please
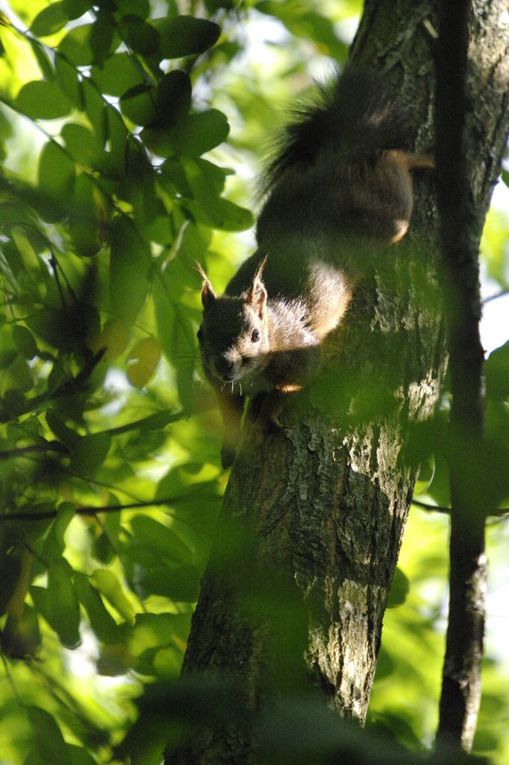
top-left (256, 67), bottom-right (430, 247)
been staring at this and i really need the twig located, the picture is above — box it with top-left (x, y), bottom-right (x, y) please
top-left (482, 288), bottom-right (509, 305)
top-left (0, 490), bottom-right (216, 522)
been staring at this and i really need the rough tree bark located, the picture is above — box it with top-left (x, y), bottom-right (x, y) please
top-left (167, 1), bottom-right (508, 762)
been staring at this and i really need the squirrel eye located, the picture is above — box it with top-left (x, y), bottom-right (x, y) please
top-left (251, 329), bottom-right (260, 343)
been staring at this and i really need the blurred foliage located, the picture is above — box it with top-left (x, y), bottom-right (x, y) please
top-left (0, 1), bottom-right (507, 764)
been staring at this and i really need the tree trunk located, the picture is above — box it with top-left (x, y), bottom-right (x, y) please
top-left (167, 1), bottom-right (508, 762)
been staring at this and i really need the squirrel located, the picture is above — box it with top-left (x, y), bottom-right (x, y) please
top-left (197, 69), bottom-right (433, 468)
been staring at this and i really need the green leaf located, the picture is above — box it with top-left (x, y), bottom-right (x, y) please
top-left (126, 337), bottom-right (161, 387)
top-left (32, 562), bottom-right (80, 647)
top-left (42, 503), bottom-right (75, 559)
top-left (61, 123), bottom-right (100, 165)
top-left (27, 707), bottom-right (72, 765)
top-left (91, 52), bottom-right (144, 97)
top-left (29, 39), bottom-right (54, 79)
top-left (387, 567), bottom-right (410, 608)
top-left (130, 516), bottom-right (193, 566)
top-left (30, 3), bottom-right (68, 37)
top-left (62, 0), bottom-right (92, 20)
top-left (90, 11), bottom-right (116, 65)
top-left (59, 24), bottom-right (95, 67)
top-left (171, 109), bottom-right (229, 155)
top-left (156, 70), bottom-right (192, 127)
top-left (128, 613), bottom-right (187, 655)
top-left (0, 552), bottom-right (22, 617)
top-left (68, 746), bottom-right (99, 765)
top-left (70, 432), bottom-right (111, 476)
top-left (120, 84), bottom-right (158, 126)
top-left (37, 141), bottom-right (75, 220)
top-left (55, 55), bottom-right (83, 108)
top-left (116, 0), bottom-right (150, 18)
top-left (2, 606), bottom-right (41, 660)
top-left (486, 341), bottom-right (509, 400)
top-left (152, 16), bottom-right (220, 58)
top-left (27, 308), bottom-right (70, 349)
top-left (109, 216), bottom-right (151, 323)
top-left (73, 572), bottom-right (119, 644)
top-left (12, 325), bottom-right (38, 359)
top-left (138, 564), bottom-right (200, 602)
top-left (82, 78), bottom-right (108, 146)
top-left (91, 568), bottom-right (135, 622)
top-left (184, 158), bottom-right (253, 230)
top-left (16, 81), bottom-right (71, 120)
top-left (119, 15), bottom-right (160, 56)
top-left (2, 354), bottom-right (33, 393)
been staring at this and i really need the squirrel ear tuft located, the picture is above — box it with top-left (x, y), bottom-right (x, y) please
top-left (195, 260), bottom-right (216, 308)
top-left (246, 258), bottom-right (268, 317)
top-left (201, 279), bottom-right (216, 308)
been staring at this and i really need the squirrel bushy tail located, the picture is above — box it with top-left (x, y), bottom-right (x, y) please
top-left (256, 68), bottom-right (431, 247)
top-left (264, 68), bottom-right (412, 194)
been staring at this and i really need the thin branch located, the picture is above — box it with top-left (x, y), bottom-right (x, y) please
top-left (0, 441), bottom-right (68, 459)
top-left (482, 288), bottom-right (509, 305)
top-left (0, 490), bottom-right (215, 523)
top-left (0, 349), bottom-right (105, 423)
top-left (435, 0), bottom-right (489, 752)
top-left (412, 499), bottom-right (509, 521)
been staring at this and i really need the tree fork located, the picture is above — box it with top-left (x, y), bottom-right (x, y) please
top-left (167, 2), bottom-right (509, 762)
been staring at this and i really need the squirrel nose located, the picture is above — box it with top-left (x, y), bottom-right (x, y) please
top-left (215, 356), bottom-right (236, 380)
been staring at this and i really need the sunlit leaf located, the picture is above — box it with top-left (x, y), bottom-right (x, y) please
top-left (27, 707), bottom-right (72, 765)
top-left (30, 3), bottom-right (68, 37)
top-left (129, 516), bottom-right (193, 566)
top-left (42, 503), bottom-right (75, 558)
top-left (91, 568), bottom-right (135, 622)
top-left (91, 52), bottom-right (144, 96)
top-left (55, 54), bottom-right (83, 108)
top-left (37, 141), bottom-right (75, 220)
top-left (62, 0), bottom-right (92, 20)
top-left (74, 572), bottom-right (120, 644)
top-left (31, 562), bottom-right (80, 648)
top-left (59, 23), bottom-right (95, 66)
top-left (16, 80), bottom-right (71, 120)
top-left (88, 318), bottom-right (129, 361)
top-left (126, 337), bottom-right (161, 387)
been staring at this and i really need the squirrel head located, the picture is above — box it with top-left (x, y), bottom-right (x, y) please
top-left (197, 259), bottom-right (271, 384)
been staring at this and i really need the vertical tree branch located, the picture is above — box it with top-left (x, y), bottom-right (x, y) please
top-left (435, 0), bottom-right (489, 751)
